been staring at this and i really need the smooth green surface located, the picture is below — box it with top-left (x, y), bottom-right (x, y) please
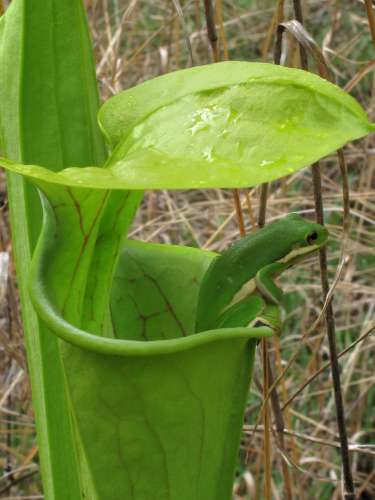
top-left (99, 62), bottom-right (370, 150)
top-left (0, 1), bottom-right (106, 498)
top-left (111, 240), bottom-right (215, 340)
top-left (62, 336), bottom-right (260, 500)
top-left (2, 62), bottom-right (372, 189)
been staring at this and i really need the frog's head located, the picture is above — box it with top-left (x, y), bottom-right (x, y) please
top-left (276, 213), bottom-right (328, 265)
top-left (254, 214), bottom-right (329, 306)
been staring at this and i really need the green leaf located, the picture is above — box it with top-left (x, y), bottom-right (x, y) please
top-left (2, 62), bottom-right (373, 190)
top-left (100, 61), bottom-right (373, 188)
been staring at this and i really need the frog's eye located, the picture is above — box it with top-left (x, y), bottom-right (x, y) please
top-left (306, 231), bottom-right (319, 245)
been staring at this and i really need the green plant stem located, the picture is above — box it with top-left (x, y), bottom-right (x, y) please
top-left (0, 1), bottom-right (106, 498)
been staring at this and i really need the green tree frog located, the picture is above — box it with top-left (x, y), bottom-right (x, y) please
top-left (195, 213), bottom-right (328, 333)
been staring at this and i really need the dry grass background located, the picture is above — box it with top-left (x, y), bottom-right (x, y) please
top-left (0, 0), bottom-right (374, 498)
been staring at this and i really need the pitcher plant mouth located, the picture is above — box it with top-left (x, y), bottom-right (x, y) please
top-left (29, 194), bottom-right (273, 357)
top-left (30, 281), bottom-right (273, 356)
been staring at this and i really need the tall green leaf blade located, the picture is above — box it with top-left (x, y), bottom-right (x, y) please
top-left (0, 1), bottom-right (106, 498)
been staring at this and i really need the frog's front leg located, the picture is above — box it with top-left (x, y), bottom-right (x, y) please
top-left (254, 302), bottom-right (282, 335)
top-left (255, 262), bottom-right (288, 305)
top-left (215, 294), bottom-right (265, 329)
top-left (215, 293), bottom-right (282, 335)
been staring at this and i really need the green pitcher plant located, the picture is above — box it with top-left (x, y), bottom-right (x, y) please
top-left (0, 2), bottom-right (374, 499)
